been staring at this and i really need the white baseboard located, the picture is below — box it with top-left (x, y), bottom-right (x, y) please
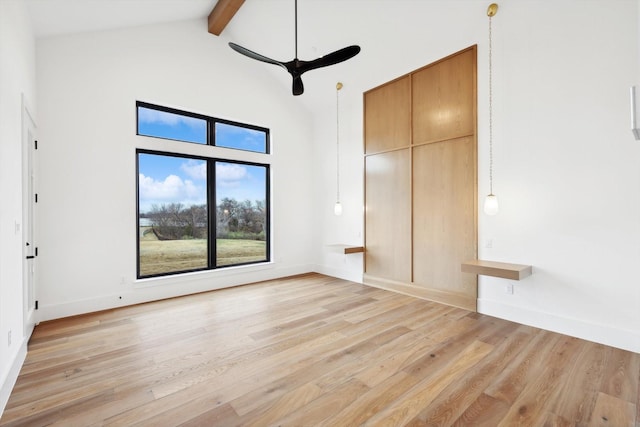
top-left (36, 264), bottom-right (315, 323)
top-left (478, 298), bottom-right (640, 353)
top-left (313, 269), bottom-right (640, 353)
top-left (313, 264), bottom-right (363, 284)
top-left (1, 335), bottom-right (28, 417)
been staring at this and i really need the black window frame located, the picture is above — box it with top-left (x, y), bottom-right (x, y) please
top-left (135, 101), bottom-right (271, 279)
top-left (136, 101), bottom-right (270, 154)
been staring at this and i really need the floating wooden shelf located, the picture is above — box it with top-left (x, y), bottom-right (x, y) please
top-left (327, 244), bottom-right (365, 254)
top-left (461, 260), bottom-right (532, 280)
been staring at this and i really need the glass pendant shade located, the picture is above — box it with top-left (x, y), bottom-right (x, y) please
top-left (484, 193), bottom-right (499, 216)
top-left (334, 201), bottom-right (343, 216)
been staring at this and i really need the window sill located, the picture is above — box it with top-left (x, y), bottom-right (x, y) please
top-left (134, 261), bottom-right (275, 288)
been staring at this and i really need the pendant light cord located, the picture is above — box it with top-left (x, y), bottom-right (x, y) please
top-left (488, 11), bottom-right (494, 195)
top-left (336, 83), bottom-right (341, 203)
top-left (294, 0), bottom-right (298, 58)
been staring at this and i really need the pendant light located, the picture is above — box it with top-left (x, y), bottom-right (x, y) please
top-left (334, 82), bottom-right (343, 216)
top-left (484, 3), bottom-right (499, 216)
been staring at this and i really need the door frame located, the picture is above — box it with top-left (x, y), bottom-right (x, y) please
top-left (21, 94), bottom-right (37, 336)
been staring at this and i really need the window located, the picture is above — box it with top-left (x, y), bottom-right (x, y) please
top-left (136, 103), bottom-right (270, 278)
top-left (137, 104), bottom-right (207, 144)
top-left (215, 162), bottom-right (268, 266)
top-left (214, 121), bottom-right (268, 153)
top-left (137, 101), bottom-right (269, 153)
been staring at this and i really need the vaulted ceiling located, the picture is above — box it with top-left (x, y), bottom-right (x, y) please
top-left (24, 0), bottom-right (488, 112)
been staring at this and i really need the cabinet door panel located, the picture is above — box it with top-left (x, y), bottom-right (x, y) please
top-left (365, 149), bottom-right (411, 283)
top-left (364, 76), bottom-right (411, 155)
top-left (412, 137), bottom-right (477, 309)
top-left (412, 49), bottom-right (475, 144)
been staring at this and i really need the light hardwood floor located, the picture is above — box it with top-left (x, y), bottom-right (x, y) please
top-left (1, 273), bottom-right (638, 426)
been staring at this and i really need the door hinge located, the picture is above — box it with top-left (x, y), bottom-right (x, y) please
top-left (35, 247), bottom-right (38, 257)
top-left (35, 193), bottom-right (38, 203)
top-left (35, 300), bottom-right (38, 310)
top-left (35, 140), bottom-right (38, 150)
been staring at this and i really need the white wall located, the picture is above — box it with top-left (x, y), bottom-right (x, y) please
top-left (0, 0), bottom-right (37, 412)
top-left (312, 0), bottom-right (492, 282)
top-left (478, 0), bottom-right (640, 353)
top-left (313, 0), bottom-right (640, 353)
top-left (312, 82), bottom-right (365, 283)
top-left (35, 20), bottom-right (317, 321)
top-left (19, 0), bottom-right (640, 371)
top-left (1, 0), bottom-right (635, 417)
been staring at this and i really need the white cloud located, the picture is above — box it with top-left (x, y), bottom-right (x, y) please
top-left (138, 173), bottom-right (204, 211)
top-left (216, 163), bottom-right (247, 186)
top-left (180, 160), bottom-right (207, 180)
top-left (138, 107), bottom-right (203, 128)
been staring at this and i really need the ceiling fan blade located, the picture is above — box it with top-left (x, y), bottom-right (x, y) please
top-left (292, 75), bottom-right (304, 96)
top-left (298, 45), bottom-right (361, 74)
top-left (228, 42), bottom-right (286, 69)
top-left (227, 0), bottom-right (360, 96)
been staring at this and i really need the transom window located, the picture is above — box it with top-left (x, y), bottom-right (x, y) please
top-left (137, 101), bottom-right (269, 153)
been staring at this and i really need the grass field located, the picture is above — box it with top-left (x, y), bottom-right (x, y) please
top-left (139, 230), bottom-right (266, 276)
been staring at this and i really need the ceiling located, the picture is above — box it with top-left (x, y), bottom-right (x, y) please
top-left (24, 0), bottom-right (487, 112)
top-left (24, 0), bottom-right (368, 110)
top-left (25, 0), bottom-right (215, 38)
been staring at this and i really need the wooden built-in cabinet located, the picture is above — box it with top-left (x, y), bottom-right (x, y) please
top-left (364, 149), bottom-right (412, 284)
top-left (364, 76), bottom-right (411, 155)
top-left (364, 46), bottom-right (478, 311)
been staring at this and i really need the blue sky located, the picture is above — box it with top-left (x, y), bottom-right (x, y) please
top-left (137, 106), bottom-right (268, 213)
top-left (215, 122), bottom-right (266, 153)
top-left (138, 153), bottom-right (266, 213)
top-left (138, 106), bottom-right (267, 153)
top-left (138, 107), bottom-right (207, 144)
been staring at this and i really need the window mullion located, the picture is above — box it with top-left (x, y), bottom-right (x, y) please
top-left (208, 159), bottom-right (217, 269)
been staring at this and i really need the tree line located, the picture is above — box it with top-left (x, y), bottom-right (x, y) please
top-left (143, 198), bottom-right (266, 241)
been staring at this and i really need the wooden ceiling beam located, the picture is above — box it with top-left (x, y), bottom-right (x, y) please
top-left (208, 0), bottom-right (245, 36)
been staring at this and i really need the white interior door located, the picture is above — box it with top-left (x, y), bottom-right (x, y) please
top-left (22, 97), bottom-right (37, 335)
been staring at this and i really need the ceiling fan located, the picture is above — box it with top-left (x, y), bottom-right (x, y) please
top-left (228, 0), bottom-right (360, 96)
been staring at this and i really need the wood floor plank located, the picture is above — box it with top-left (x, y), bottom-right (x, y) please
top-left (354, 331), bottom-right (438, 388)
top-left (588, 391), bottom-right (636, 427)
top-left (340, 292), bottom-right (423, 323)
top-left (541, 412), bottom-right (574, 427)
top-left (269, 378), bottom-right (370, 426)
top-left (339, 299), bottom-right (435, 338)
top-left (240, 382), bottom-right (323, 427)
top-left (600, 347), bottom-right (640, 403)
top-left (8, 326), bottom-right (213, 407)
top-left (175, 403), bottom-right (240, 427)
top-left (637, 363), bottom-right (640, 427)
top-left (148, 327), bottom-right (345, 400)
top-left (496, 336), bottom-right (587, 426)
top-left (0, 389), bottom-right (117, 427)
top-left (452, 392), bottom-right (511, 426)
top-left (550, 341), bottom-right (608, 424)
top-left (48, 389), bottom-right (156, 427)
top-left (484, 328), bottom-right (560, 404)
top-left (416, 327), bottom-right (532, 425)
top-left (318, 371), bottom-right (416, 427)
top-left (227, 324), bottom-right (415, 417)
top-left (362, 340), bottom-right (494, 426)
top-left (1, 273), bottom-right (639, 426)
